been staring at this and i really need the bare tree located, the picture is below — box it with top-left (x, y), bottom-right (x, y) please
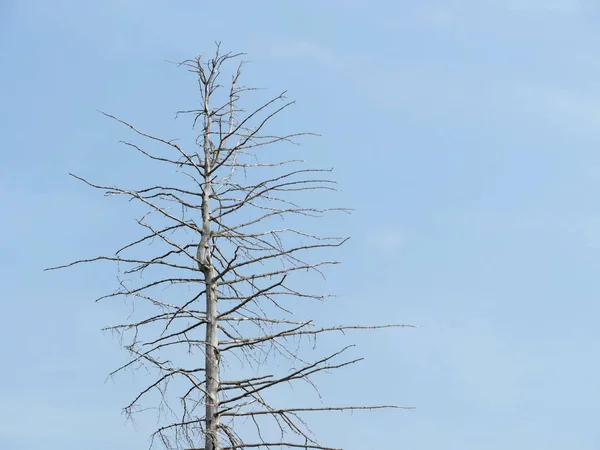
top-left (47, 44), bottom-right (414, 450)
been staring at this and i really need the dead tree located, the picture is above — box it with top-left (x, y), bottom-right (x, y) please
top-left (47, 45), bottom-right (413, 450)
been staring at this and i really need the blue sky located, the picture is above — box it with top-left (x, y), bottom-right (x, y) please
top-left (2, 0), bottom-right (600, 448)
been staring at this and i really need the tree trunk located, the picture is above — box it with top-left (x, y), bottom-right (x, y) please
top-left (202, 103), bottom-right (220, 450)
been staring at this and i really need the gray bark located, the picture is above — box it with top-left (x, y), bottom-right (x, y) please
top-left (201, 89), bottom-right (220, 450)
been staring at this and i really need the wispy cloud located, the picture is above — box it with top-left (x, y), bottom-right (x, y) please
top-left (432, 318), bottom-right (527, 407)
top-left (512, 84), bottom-right (600, 135)
top-left (503, 0), bottom-right (583, 13)
top-left (423, 6), bottom-right (457, 24)
top-left (0, 402), bottom-right (128, 442)
top-left (268, 39), bottom-right (346, 70)
top-left (368, 229), bottom-right (406, 253)
top-left (412, 5), bottom-right (459, 26)
top-left (373, 0), bottom-right (584, 33)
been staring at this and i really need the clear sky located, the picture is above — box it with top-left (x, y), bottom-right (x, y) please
top-left (2, 0), bottom-right (600, 449)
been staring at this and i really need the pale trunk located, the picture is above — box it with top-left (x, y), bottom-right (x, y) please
top-left (201, 107), bottom-right (220, 450)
